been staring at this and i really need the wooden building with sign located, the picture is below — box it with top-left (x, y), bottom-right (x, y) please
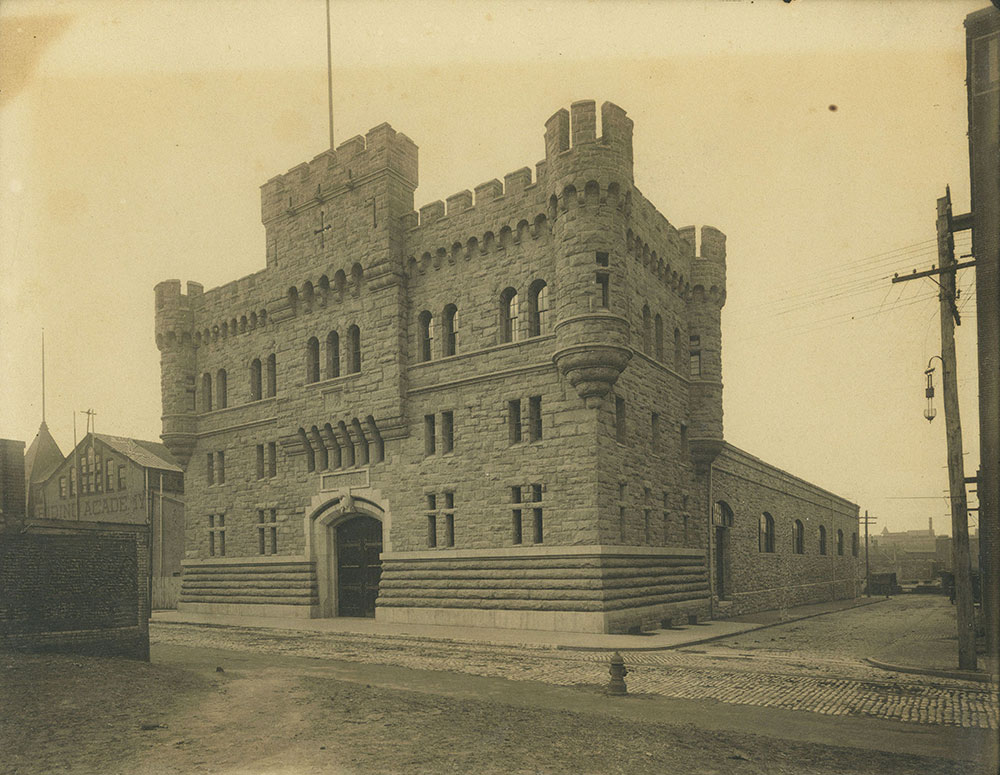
top-left (27, 432), bottom-right (185, 609)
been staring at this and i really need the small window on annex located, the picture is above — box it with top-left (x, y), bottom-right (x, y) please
top-left (759, 512), bottom-right (775, 553)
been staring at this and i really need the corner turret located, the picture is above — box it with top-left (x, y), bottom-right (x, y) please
top-left (547, 101), bottom-right (636, 407)
top-left (154, 279), bottom-right (201, 468)
top-left (682, 226), bottom-right (727, 470)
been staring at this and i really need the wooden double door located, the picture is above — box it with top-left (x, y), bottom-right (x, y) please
top-left (336, 515), bottom-right (382, 618)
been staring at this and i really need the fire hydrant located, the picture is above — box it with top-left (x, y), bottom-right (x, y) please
top-left (607, 651), bottom-right (628, 695)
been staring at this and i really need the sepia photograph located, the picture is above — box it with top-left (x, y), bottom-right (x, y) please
top-left (1, 1), bottom-right (998, 773)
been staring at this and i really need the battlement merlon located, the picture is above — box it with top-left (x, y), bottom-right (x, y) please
top-left (679, 226), bottom-right (727, 304)
top-left (154, 280), bottom-right (202, 349)
top-left (543, 101), bottom-right (634, 184)
top-left (260, 123), bottom-right (419, 225)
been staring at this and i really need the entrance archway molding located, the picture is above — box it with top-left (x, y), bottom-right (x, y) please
top-left (304, 488), bottom-right (391, 617)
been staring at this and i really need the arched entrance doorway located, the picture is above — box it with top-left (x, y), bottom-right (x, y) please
top-left (335, 515), bottom-right (382, 617)
top-left (713, 501), bottom-right (734, 600)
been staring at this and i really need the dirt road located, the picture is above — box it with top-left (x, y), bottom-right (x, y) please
top-left (2, 645), bottom-right (993, 775)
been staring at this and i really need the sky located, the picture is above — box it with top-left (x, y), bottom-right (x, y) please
top-left (0, 0), bottom-right (988, 535)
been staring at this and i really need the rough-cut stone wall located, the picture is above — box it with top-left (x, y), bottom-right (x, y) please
top-left (712, 444), bottom-right (861, 615)
top-left (0, 521), bottom-right (149, 660)
top-left (157, 99), bottom-right (856, 632)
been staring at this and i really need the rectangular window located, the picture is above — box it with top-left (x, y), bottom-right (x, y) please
top-left (258, 509), bottom-right (278, 555)
top-left (683, 514), bottom-right (690, 545)
top-left (256, 444), bottom-right (265, 480)
top-left (596, 251), bottom-right (609, 267)
top-left (59, 477), bottom-right (68, 498)
top-left (528, 396), bottom-right (542, 442)
top-left (689, 335), bottom-right (702, 378)
top-left (424, 414), bottom-right (436, 455)
top-left (680, 423), bottom-right (689, 458)
top-left (444, 491), bottom-right (455, 548)
top-left (105, 458), bottom-right (115, 491)
top-left (615, 396), bottom-right (626, 444)
top-left (209, 514), bottom-right (226, 557)
top-left (644, 508), bottom-right (651, 544)
top-left (426, 493), bottom-right (437, 548)
top-left (532, 508), bottom-right (543, 544)
top-left (511, 486), bottom-right (523, 545)
top-left (69, 468), bottom-right (76, 496)
top-left (207, 453), bottom-right (215, 485)
top-left (508, 399), bottom-right (522, 444)
top-left (441, 410), bottom-right (454, 453)
top-left (618, 482), bottom-right (627, 542)
top-left (217, 451), bottom-right (225, 484)
top-left (663, 492), bottom-right (670, 545)
top-left (94, 457), bottom-right (103, 493)
top-left (118, 464), bottom-right (126, 490)
top-left (268, 442), bottom-right (277, 478)
top-left (596, 272), bottom-right (610, 308)
top-left (651, 412), bottom-right (659, 448)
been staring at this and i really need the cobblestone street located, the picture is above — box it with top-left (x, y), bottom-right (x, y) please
top-left (151, 597), bottom-right (998, 731)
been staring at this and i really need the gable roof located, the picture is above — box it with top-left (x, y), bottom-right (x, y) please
top-left (24, 422), bottom-right (64, 486)
top-left (94, 434), bottom-right (182, 473)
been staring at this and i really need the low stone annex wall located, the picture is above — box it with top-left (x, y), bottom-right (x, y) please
top-left (179, 558), bottom-right (319, 618)
top-left (713, 444), bottom-right (862, 617)
top-left (0, 523), bottom-right (149, 660)
top-left (377, 546), bottom-right (710, 633)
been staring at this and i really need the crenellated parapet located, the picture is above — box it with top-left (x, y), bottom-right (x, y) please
top-left (154, 279), bottom-right (201, 351)
top-left (684, 225), bottom-right (727, 307)
top-left (260, 124), bottom-right (418, 226)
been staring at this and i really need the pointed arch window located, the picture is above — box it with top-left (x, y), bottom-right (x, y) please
top-left (654, 314), bottom-right (664, 361)
top-left (306, 337), bottom-right (320, 383)
top-left (528, 280), bottom-right (550, 337)
top-left (837, 529), bottom-right (845, 556)
top-left (819, 525), bottom-right (828, 555)
top-left (442, 304), bottom-right (459, 356)
top-left (500, 287), bottom-right (519, 343)
top-left (674, 328), bottom-right (683, 371)
top-left (418, 311), bottom-right (434, 362)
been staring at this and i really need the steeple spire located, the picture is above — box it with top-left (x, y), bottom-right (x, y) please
top-left (41, 329), bottom-right (46, 425)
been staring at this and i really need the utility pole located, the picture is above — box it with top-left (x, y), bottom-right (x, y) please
top-left (861, 510), bottom-right (876, 597)
top-left (892, 187), bottom-right (977, 671)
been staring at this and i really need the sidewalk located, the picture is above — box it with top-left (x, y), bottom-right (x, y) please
top-left (152, 596), bottom-right (879, 653)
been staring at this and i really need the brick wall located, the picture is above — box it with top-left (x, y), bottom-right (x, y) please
top-left (0, 521), bottom-right (150, 660)
top-left (0, 438), bottom-right (26, 533)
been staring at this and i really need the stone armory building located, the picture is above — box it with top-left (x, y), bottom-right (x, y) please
top-left (156, 100), bottom-right (861, 632)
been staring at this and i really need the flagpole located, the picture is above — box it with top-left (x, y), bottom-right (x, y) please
top-left (325, 0), bottom-right (334, 149)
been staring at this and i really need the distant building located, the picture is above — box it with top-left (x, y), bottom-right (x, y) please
top-left (870, 519), bottom-right (946, 581)
top-left (26, 429), bottom-right (186, 608)
top-left (1, 430), bottom-right (158, 659)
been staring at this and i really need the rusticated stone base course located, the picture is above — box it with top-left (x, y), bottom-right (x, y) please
top-left (179, 559), bottom-right (318, 611)
top-left (378, 551), bottom-right (710, 632)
